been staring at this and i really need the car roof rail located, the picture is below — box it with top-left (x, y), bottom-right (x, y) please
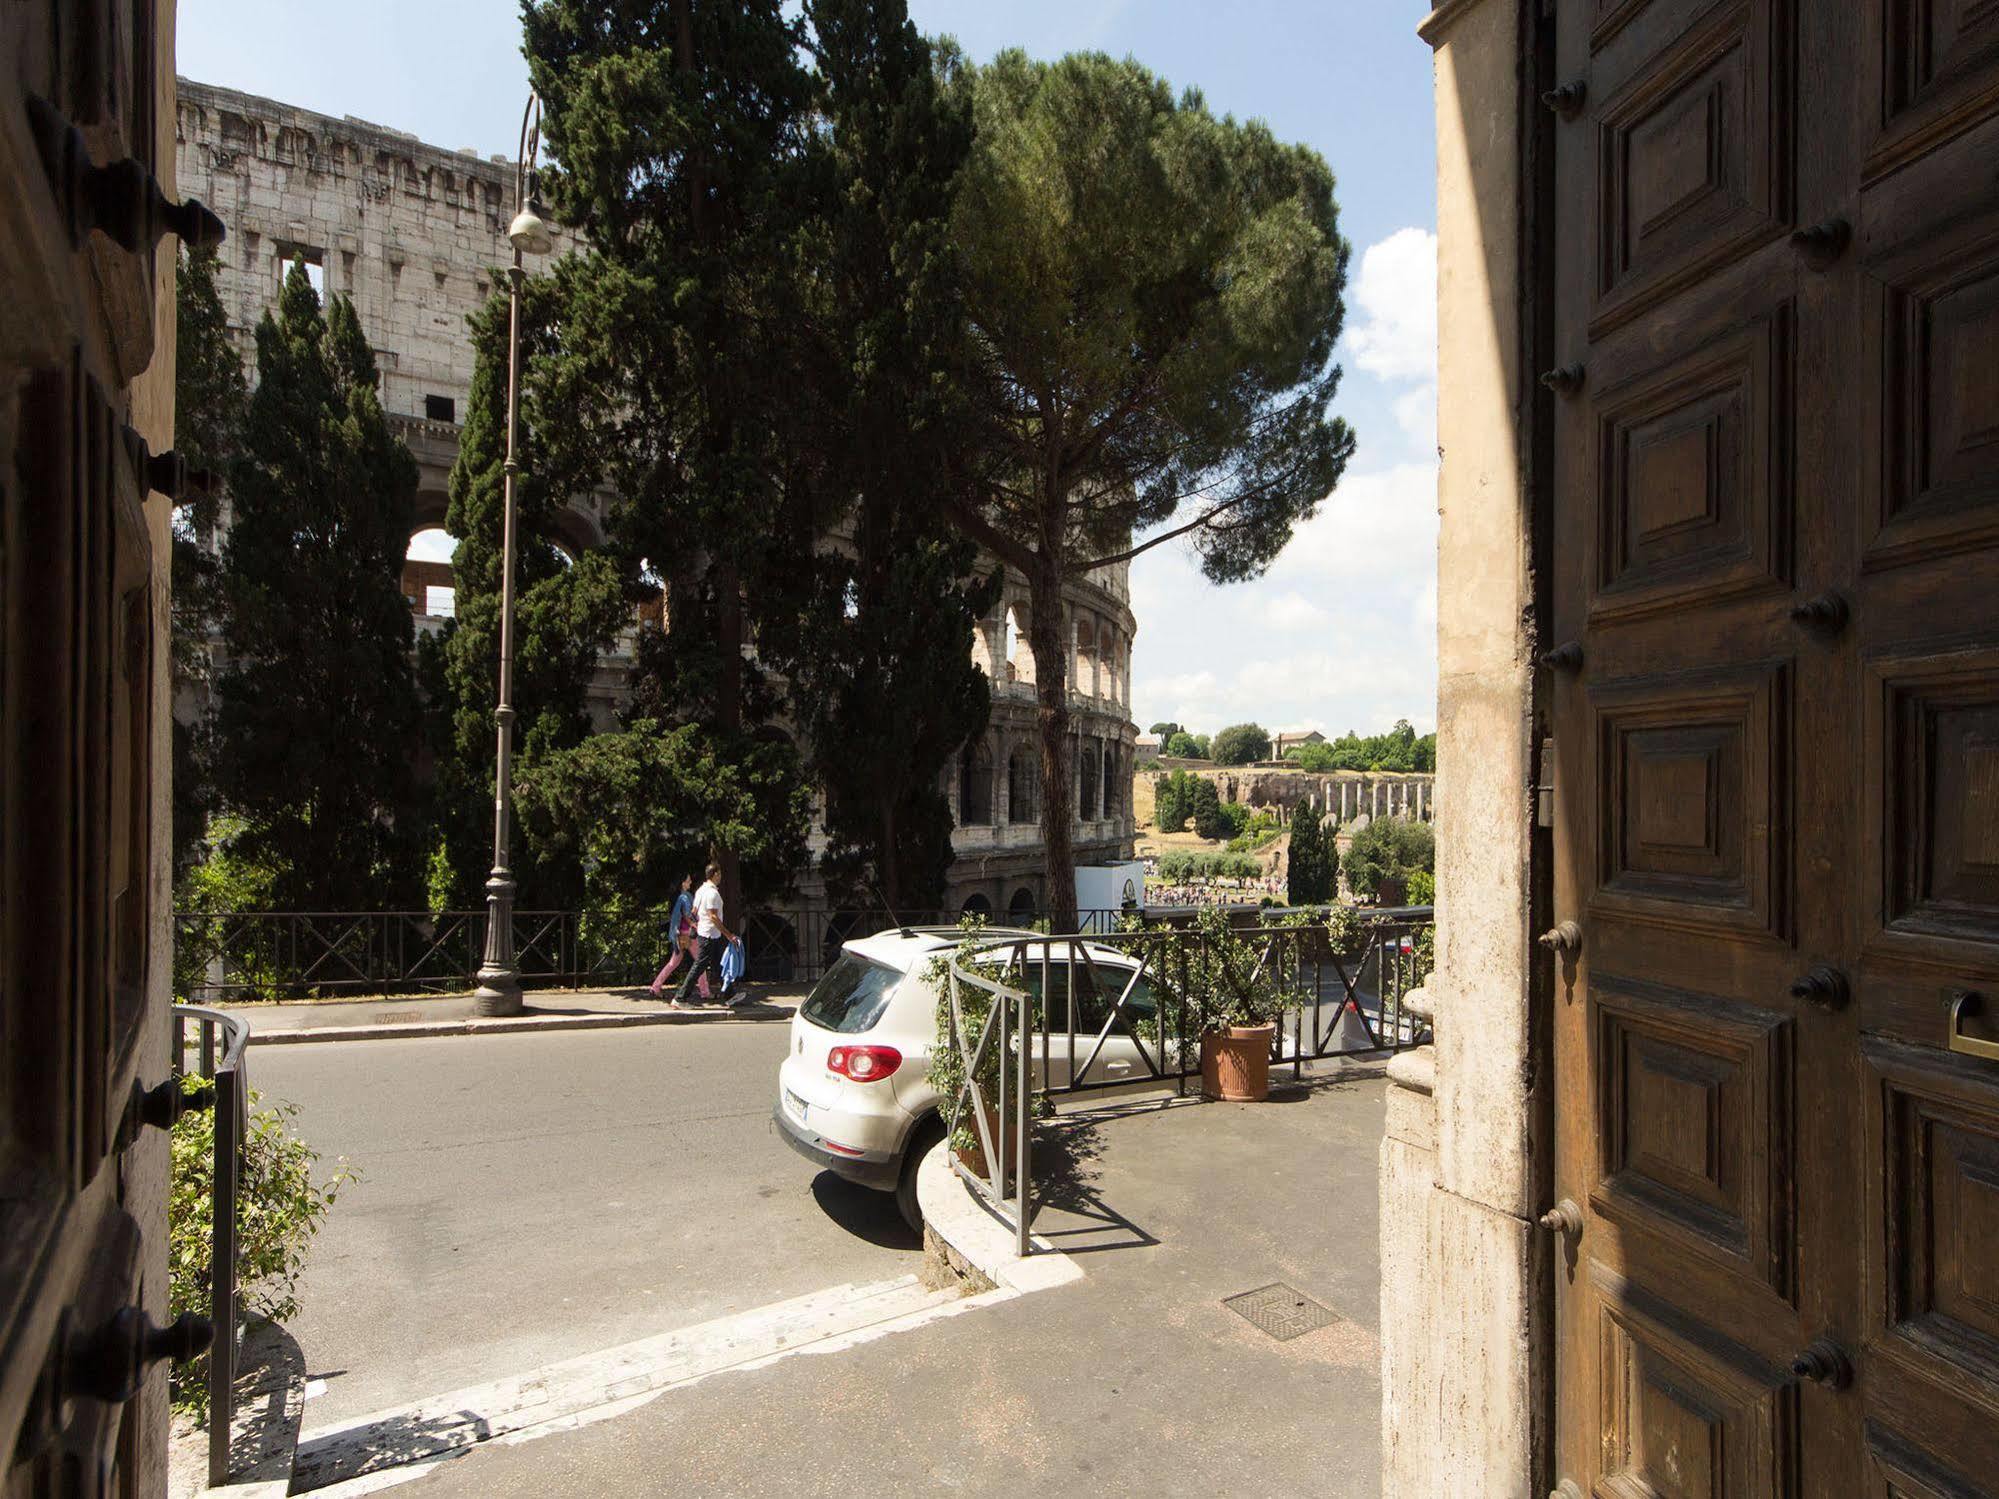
top-left (881, 924), bottom-right (1044, 941)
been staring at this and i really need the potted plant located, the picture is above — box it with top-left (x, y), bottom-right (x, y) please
top-left (924, 925), bottom-right (1024, 1185)
top-left (1178, 909), bottom-right (1303, 1102)
top-left (1324, 902), bottom-right (1370, 965)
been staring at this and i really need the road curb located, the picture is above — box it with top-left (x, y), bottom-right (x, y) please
top-left (915, 1139), bottom-right (1083, 1296)
top-left (247, 1006), bottom-right (793, 1046)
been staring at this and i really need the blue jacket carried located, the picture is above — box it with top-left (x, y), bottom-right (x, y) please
top-left (720, 938), bottom-right (745, 988)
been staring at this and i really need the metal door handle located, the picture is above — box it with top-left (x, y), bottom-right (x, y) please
top-left (1539, 921), bottom-right (1582, 955)
top-left (1107, 1060), bottom-right (1133, 1074)
top-left (1537, 1198), bottom-right (1583, 1237)
top-left (1948, 990), bottom-right (1999, 1062)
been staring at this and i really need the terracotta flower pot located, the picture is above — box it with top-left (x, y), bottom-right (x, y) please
top-left (1201, 1023), bottom-right (1276, 1101)
top-left (953, 1099), bottom-right (1020, 1185)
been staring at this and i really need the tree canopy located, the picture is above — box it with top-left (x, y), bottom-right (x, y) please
top-left (1343, 815), bottom-right (1435, 902)
top-left (1211, 723), bottom-right (1272, 765)
top-left (427, 275), bottom-right (632, 909)
top-left (1286, 802), bottom-right (1337, 906)
top-left (1190, 779), bottom-right (1231, 841)
top-left (210, 262), bottom-right (424, 908)
top-left (171, 245), bottom-right (246, 867)
top-left (520, 0), bottom-right (1005, 917)
top-left (1153, 768), bottom-right (1199, 832)
top-left (1291, 718), bottom-right (1435, 773)
top-left (937, 49), bottom-right (1353, 925)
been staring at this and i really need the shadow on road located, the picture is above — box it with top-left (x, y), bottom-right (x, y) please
top-left (808, 1172), bottom-right (921, 1251)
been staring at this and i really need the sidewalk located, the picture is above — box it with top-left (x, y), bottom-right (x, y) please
top-left (219, 984), bottom-right (809, 1044)
top-left (388, 1062), bottom-right (1388, 1498)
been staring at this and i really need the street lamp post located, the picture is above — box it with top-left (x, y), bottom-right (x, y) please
top-left (473, 94), bottom-right (556, 1017)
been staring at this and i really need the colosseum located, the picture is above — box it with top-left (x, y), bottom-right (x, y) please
top-left (173, 79), bottom-right (1138, 920)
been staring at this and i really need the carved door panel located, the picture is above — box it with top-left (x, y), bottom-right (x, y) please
top-left (1848, 5), bottom-right (1999, 1491)
top-left (1548, 1), bottom-right (1999, 1494)
top-left (0, 3), bottom-right (199, 1496)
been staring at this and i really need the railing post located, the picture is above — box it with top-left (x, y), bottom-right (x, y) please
top-left (1016, 977), bottom-right (1030, 1259)
top-left (208, 1051), bottom-right (237, 1487)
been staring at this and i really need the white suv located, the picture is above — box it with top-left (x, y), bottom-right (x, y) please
top-left (773, 926), bottom-right (1170, 1229)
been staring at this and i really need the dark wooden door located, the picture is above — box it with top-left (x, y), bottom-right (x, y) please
top-left (1, 4), bottom-right (186, 1495)
top-left (1548, 1), bottom-right (1999, 1493)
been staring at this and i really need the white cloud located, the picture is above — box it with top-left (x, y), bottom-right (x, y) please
top-left (1261, 591), bottom-right (1331, 633)
top-left (1123, 226), bottom-right (1444, 743)
top-left (1394, 385), bottom-right (1437, 452)
top-left (1130, 461), bottom-right (1438, 737)
top-left (1344, 227), bottom-right (1437, 383)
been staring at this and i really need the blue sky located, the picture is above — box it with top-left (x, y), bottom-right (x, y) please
top-left (178, 1), bottom-right (1439, 738)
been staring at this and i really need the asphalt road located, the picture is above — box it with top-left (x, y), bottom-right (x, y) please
top-left (253, 1019), bottom-right (919, 1428)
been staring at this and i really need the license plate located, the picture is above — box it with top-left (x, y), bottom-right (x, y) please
top-left (783, 1088), bottom-right (807, 1124)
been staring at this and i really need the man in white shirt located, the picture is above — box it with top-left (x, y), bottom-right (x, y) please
top-left (672, 862), bottom-right (741, 1007)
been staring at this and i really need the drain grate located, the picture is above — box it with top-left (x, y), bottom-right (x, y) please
top-left (372, 1010), bottom-right (421, 1024)
top-left (1223, 1283), bottom-right (1338, 1341)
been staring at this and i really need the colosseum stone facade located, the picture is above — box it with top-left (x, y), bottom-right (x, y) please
top-left (174, 79), bottom-right (1136, 917)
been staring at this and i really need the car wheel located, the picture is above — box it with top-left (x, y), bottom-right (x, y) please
top-left (895, 1115), bottom-right (945, 1233)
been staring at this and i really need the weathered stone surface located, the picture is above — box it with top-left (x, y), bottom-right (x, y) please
top-left (1379, 0), bottom-right (1544, 1494)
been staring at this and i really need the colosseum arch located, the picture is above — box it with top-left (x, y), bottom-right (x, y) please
top-left (1005, 603), bottom-right (1034, 686)
top-left (958, 739), bottom-right (994, 826)
top-left (1006, 745), bottom-right (1040, 823)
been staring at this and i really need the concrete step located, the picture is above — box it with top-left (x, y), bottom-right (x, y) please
top-left (290, 1275), bottom-right (964, 1493)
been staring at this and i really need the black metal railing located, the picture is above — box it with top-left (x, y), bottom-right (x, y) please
top-left (172, 1004), bottom-right (250, 1488)
top-left (173, 905), bottom-right (1128, 1001)
top-left (944, 910), bottom-right (1433, 1255)
top-left (172, 901), bottom-right (1422, 1002)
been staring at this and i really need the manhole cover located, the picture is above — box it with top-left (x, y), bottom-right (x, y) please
top-left (1223, 1283), bottom-right (1337, 1341)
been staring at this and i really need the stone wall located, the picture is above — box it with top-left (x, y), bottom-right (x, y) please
top-left (1381, 2), bottom-right (1545, 1495)
top-left (1145, 766), bottom-right (1437, 824)
top-left (174, 79), bottom-right (558, 429)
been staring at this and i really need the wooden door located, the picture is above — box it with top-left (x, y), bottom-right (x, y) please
top-left (1547, 1), bottom-right (1999, 1493)
top-left (1, 4), bottom-right (193, 1495)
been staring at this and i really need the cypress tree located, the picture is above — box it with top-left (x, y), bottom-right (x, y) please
top-left (426, 275), bottom-right (630, 907)
top-left (1288, 802), bottom-right (1336, 906)
top-left (523, 0), bottom-right (819, 914)
top-left (211, 261), bottom-right (424, 908)
top-left (1191, 779), bottom-right (1230, 842)
top-left (171, 246), bottom-right (247, 865)
top-left (756, 0), bottom-right (995, 910)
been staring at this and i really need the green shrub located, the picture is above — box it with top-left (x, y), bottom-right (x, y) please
top-left (1210, 723), bottom-right (1271, 765)
top-left (1176, 908), bottom-right (1309, 1030)
top-left (1325, 902), bottom-right (1368, 960)
top-left (172, 814), bottom-right (287, 1002)
top-left (579, 897), bottom-right (673, 976)
top-left (169, 1077), bottom-right (354, 1418)
top-left (425, 836), bottom-right (459, 919)
top-left (1344, 816), bottom-right (1435, 900)
top-left (1154, 850), bottom-right (1259, 884)
top-left (1407, 869), bottom-right (1436, 906)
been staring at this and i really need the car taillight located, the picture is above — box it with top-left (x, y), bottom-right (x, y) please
top-left (826, 1045), bottom-right (902, 1082)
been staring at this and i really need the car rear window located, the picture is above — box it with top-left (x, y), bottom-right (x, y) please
top-left (799, 954), bottom-right (903, 1034)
